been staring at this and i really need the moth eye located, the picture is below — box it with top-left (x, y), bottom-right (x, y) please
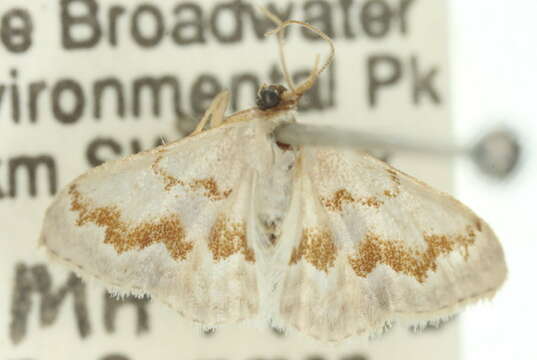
top-left (256, 88), bottom-right (281, 110)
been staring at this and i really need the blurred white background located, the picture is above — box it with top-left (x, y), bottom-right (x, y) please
top-left (451, 1), bottom-right (537, 359)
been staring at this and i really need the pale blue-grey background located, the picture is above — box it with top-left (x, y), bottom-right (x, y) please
top-left (451, 1), bottom-right (537, 359)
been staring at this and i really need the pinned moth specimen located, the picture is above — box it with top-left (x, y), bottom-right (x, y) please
top-left (40, 15), bottom-right (506, 342)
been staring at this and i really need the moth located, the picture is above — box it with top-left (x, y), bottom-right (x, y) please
top-left (40, 17), bottom-right (507, 343)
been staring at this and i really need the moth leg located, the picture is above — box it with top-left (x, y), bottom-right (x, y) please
top-left (190, 90), bottom-right (230, 135)
top-left (209, 90), bottom-right (230, 129)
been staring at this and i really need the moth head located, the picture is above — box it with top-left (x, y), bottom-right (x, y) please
top-left (254, 79), bottom-right (316, 113)
top-left (256, 84), bottom-right (287, 111)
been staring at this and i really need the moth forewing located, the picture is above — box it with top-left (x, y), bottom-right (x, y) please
top-left (40, 120), bottom-right (266, 326)
top-left (276, 148), bottom-right (506, 342)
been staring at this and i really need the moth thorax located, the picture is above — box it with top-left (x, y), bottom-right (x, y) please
top-left (256, 146), bottom-right (297, 245)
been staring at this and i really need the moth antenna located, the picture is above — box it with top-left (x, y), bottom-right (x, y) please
top-left (266, 20), bottom-right (335, 97)
top-left (296, 55), bottom-right (321, 97)
top-left (257, 5), bottom-right (296, 91)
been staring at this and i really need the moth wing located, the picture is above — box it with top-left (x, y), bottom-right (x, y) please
top-left (40, 121), bottom-right (263, 326)
top-left (277, 148), bottom-right (507, 342)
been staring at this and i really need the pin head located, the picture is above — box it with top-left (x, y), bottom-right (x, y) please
top-left (471, 129), bottom-right (521, 179)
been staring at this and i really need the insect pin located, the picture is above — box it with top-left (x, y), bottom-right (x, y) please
top-left (40, 13), bottom-right (507, 343)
